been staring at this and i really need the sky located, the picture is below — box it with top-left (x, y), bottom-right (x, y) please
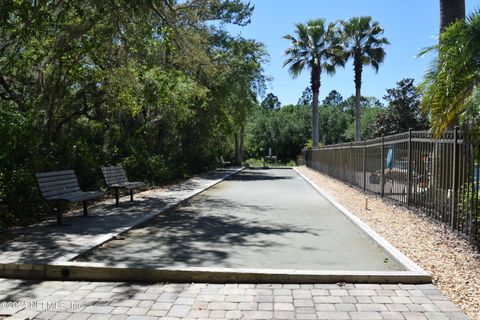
top-left (226, 0), bottom-right (478, 106)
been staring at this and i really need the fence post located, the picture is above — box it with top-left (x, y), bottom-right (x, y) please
top-left (332, 145), bottom-right (335, 177)
top-left (350, 142), bottom-right (353, 185)
top-left (340, 142), bottom-right (343, 180)
top-left (451, 126), bottom-right (459, 229)
top-left (407, 129), bottom-right (412, 208)
top-left (381, 136), bottom-right (385, 197)
top-left (363, 141), bottom-right (366, 191)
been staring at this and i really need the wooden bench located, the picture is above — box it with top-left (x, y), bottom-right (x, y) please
top-left (35, 170), bottom-right (103, 225)
top-left (101, 165), bottom-right (145, 206)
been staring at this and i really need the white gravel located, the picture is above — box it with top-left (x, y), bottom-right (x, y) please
top-left (297, 166), bottom-right (480, 320)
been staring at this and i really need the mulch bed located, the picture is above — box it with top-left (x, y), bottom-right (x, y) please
top-left (297, 166), bottom-right (480, 320)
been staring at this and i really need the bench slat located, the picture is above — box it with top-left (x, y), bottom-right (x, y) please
top-left (42, 187), bottom-right (81, 198)
top-left (40, 182), bottom-right (81, 194)
top-left (36, 178), bottom-right (78, 188)
top-left (35, 170), bottom-right (76, 178)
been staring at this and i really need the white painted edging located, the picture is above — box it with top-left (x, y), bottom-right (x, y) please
top-left (55, 167), bottom-right (244, 263)
top-left (293, 167), bottom-right (430, 279)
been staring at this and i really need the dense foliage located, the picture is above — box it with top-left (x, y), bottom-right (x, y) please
top-left (245, 91), bottom-right (385, 161)
top-left (0, 0), bottom-right (267, 231)
top-left (245, 104), bottom-right (310, 161)
top-left (371, 78), bottom-right (429, 136)
top-left (419, 11), bottom-right (480, 139)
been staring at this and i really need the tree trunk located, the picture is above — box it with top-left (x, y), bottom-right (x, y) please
top-left (354, 52), bottom-right (363, 142)
top-left (239, 126), bottom-right (244, 163)
top-left (235, 129), bottom-right (242, 165)
top-left (310, 65), bottom-right (321, 147)
top-left (440, 0), bottom-right (465, 32)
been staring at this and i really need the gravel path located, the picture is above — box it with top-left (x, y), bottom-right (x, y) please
top-left (297, 166), bottom-right (480, 320)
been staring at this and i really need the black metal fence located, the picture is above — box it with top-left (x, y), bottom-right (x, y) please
top-left (303, 128), bottom-right (480, 248)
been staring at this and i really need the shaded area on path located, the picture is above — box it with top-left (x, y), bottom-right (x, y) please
top-left (0, 168), bottom-right (240, 264)
top-left (80, 168), bottom-right (405, 271)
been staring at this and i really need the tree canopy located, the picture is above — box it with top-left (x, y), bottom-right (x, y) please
top-left (0, 0), bottom-right (267, 231)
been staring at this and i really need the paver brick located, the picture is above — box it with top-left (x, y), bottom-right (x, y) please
top-left (225, 294), bottom-right (254, 302)
top-left (242, 310), bottom-right (273, 319)
top-left (274, 302), bottom-right (294, 311)
top-left (350, 311), bottom-right (383, 319)
top-left (315, 303), bottom-right (336, 311)
top-left (208, 311), bottom-right (225, 318)
top-left (313, 296), bottom-right (343, 304)
top-left (349, 289), bottom-right (377, 296)
top-left (295, 307), bottom-right (316, 314)
top-left (335, 303), bottom-right (356, 312)
top-left (356, 303), bottom-right (388, 312)
top-left (254, 295), bottom-right (274, 303)
top-left (238, 302), bottom-right (258, 310)
top-left (381, 311), bottom-right (405, 319)
top-left (387, 303), bottom-right (410, 312)
top-left (444, 312), bottom-right (469, 320)
top-left (403, 312), bottom-right (427, 320)
top-left (296, 314), bottom-right (317, 319)
top-left (207, 302), bottom-right (237, 310)
top-left (316, 311), bottom-right (350, 319)
top-left (258, 303), bottom-right (273, 311)
top-left (372, 296), bottom-right (393, 304)
top-left (274, 311), bottom-right (295, 319)
top-left (330, 289), bottom-right (349, 296)
top-left (188, 309), bottom-right (210, 318)
top-left (126, 307), bottom-right (149, 316)
top-left (311, 289), bottom-right (329, 296)
top-left (82, 306), bottom-right (114, 314)
top-left (167, 304), bottom-right (191, 317)
top-left (392, 296), bottom-right (413, 304)
top-left (294, 299), bottom-right (314, 307)
top-left (225, 310), bottom-right (243, 319)
top-left (433, 301), bottom-right (462, 312)
top-left (273, 289), bottom-right (291, 296)
top-left (150, 302), bottom-right (172, 310)
top-left (275, 295), bottom-right (293, 303)
top-left (421, 304), bottom-right (441, 312)
top-left (424, 313), bottom-right (449, 320)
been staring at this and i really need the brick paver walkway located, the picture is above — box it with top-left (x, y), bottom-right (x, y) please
top-left (0, 280), bottom-right (468, 320)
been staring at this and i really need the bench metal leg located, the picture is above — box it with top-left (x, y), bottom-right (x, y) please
top-left (55, 201), bottom-right (62, 225)
top-left (115, 188), bottom-right (119, 206)
top-left (130, 189), bottom-right (133, 202)
top-left (83, 201), bottom-right (88, 216)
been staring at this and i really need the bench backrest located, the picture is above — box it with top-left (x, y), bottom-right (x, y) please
top-left (101, 165), bottom-right (128, 186)
top-left (35, 170), bottom-right (81, 199)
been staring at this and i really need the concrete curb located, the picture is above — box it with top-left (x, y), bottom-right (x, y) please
top-left (0, 262), bottom-right (431, 284)
top-left (293, 167), bottom-right (431, 282)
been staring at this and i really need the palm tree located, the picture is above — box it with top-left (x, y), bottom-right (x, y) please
top-left (420, 11), bottom-right (480, 137)
top-left (440, 0), bottom-right (465, 32)
top-left (283, 19), bottom-right (345, 147)
top-left (341, 16), bottom-right (389, 141)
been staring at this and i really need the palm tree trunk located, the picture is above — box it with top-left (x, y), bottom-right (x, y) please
top-left (311, 66), bottom-right (320, 147)
top-left (354, 53), bottom-right (363, 142)
top-left (440, 0), bottom-right (465, 32)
